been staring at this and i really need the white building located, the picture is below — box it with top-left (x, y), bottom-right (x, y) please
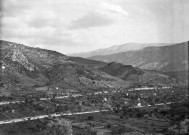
top-left (137, 103), bottom-right (142, 107)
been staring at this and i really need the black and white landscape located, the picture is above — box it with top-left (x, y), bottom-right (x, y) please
top-left (0, 0), bottom-right (189, 135)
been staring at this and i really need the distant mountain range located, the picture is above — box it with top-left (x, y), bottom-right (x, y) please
top-left (69, 43), bottom-right (172, 58)
top-left (88, 42), bottom-right (188, 72)
top-left (0, 40), bottom-right (186, 95)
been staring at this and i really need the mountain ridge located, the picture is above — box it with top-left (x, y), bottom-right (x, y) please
top-left (88, 42), bottom-right (188, 72)
top-left (0, 40), bottom-right (129, 95)
top-left (98, 62), bottom-right (186, 87)
top-left (69, 43), bottom-right (173, 58)
top-left (0, 40), bottom-right (186, 96)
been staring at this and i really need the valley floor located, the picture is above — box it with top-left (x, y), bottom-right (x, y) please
top-left (0, 86), bottom-right (188, 135)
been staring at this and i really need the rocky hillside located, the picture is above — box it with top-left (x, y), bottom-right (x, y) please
top-left (99, 62), bottom-right (186, 87)
top-left (69, 43), bottom-right (171, 58)
top-left (0, 40), bottom-right (129, 95)
top-left (89, 42), bottom-right (188, 72)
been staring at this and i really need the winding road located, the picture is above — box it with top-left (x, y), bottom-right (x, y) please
top-left (0, 102), bottom-right (175, 125)
top-left (0, 110), bottom-right (109, 125)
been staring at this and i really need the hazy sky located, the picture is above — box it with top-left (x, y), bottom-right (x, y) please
top-left (1, 0), bottom-right (189, 54)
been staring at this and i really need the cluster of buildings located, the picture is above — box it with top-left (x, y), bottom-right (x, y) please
top-left (128, 86), bottom-right (173, 91)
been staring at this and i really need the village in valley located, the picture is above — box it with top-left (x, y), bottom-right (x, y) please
top-left (0, 83), bottom-right (188, 135)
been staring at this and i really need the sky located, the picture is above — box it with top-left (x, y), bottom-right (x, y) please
top-left (1, 0), bottom-right (189, 54)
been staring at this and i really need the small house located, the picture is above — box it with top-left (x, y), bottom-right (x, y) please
top-left (35, 86), bottom-right (49, 91)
